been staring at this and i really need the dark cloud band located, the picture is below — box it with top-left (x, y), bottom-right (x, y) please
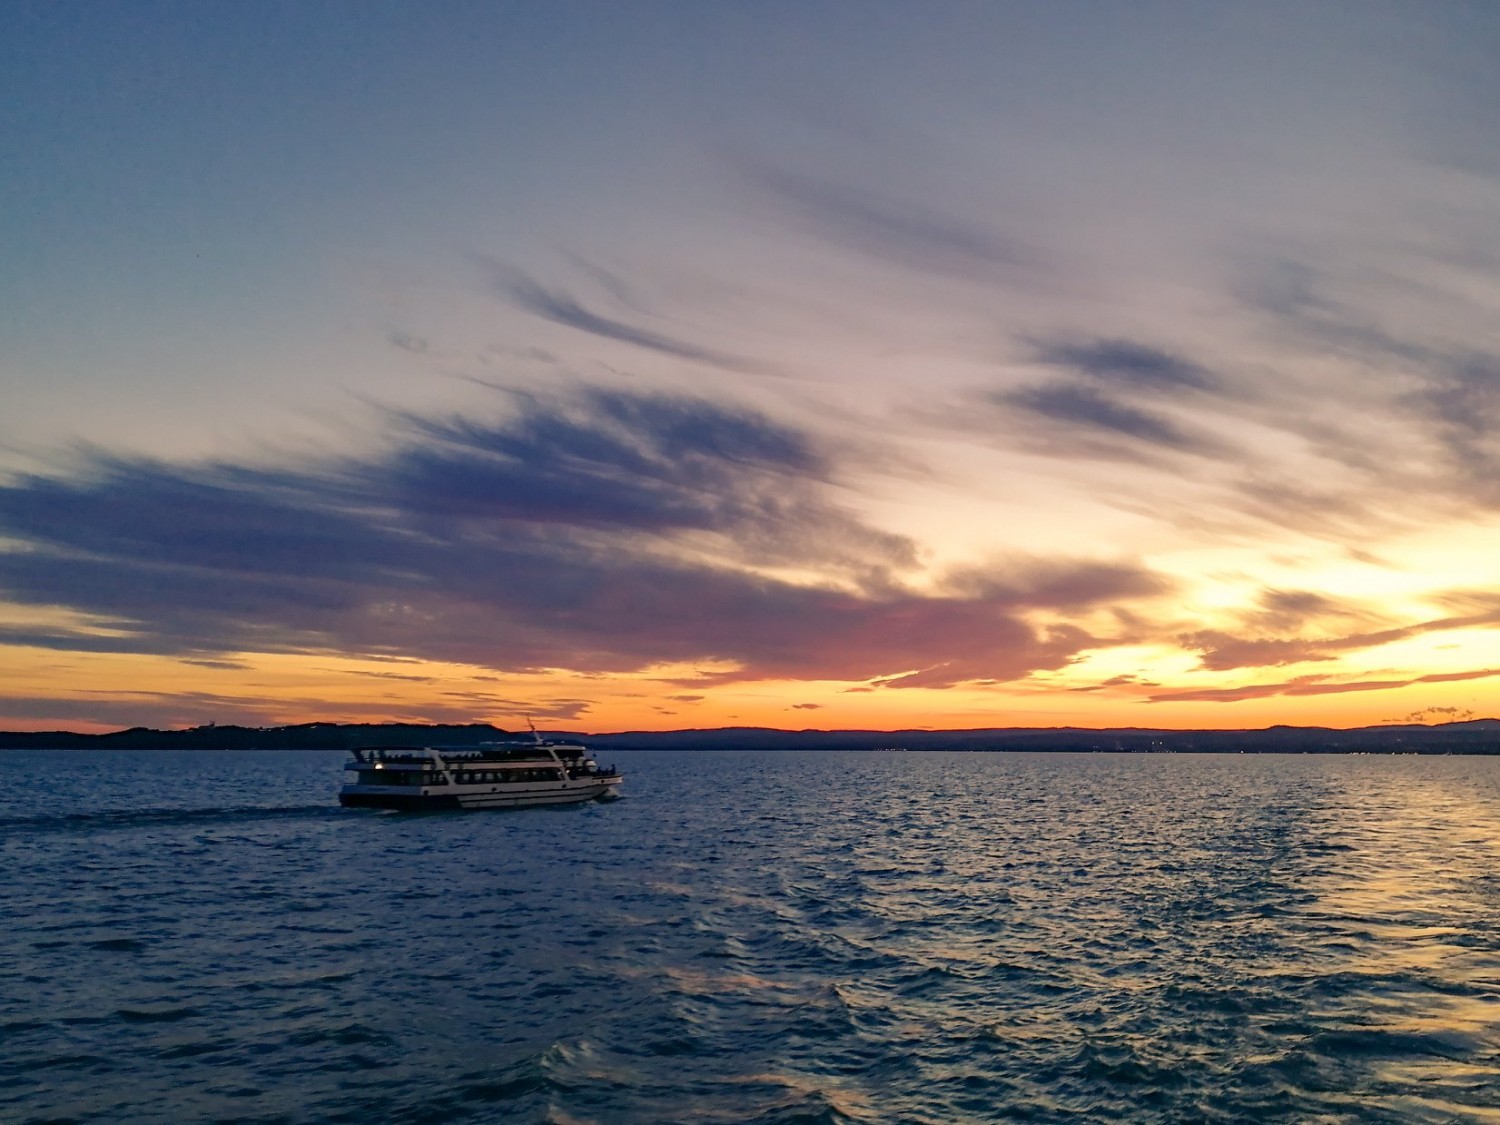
top-left (0, 388), bottom-right (1164, 692)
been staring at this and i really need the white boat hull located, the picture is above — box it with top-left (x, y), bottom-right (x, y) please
top-left (340, 775), bottom-right (621, 811)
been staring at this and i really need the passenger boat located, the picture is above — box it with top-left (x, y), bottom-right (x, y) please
top-left (338, 736), bottom-right (622, 810)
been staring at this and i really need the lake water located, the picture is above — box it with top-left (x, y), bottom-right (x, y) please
top-left (4, 749), bottom-right (1500, 1123)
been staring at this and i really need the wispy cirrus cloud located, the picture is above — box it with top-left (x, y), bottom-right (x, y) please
top-left (750, 165), bottom-right (1040, 284)
top-left (1179, 590), bottom-right (1500, 673)
top-left (939, 558), bottom-right (1169, 609)
top-left (490, 263), bottom-right (758, 372)
top-left (1033, 338), bottom-right (1220, 395)
top-left (949, 334), bottom-right (1242, 468)
top-left (1231, 244), bottom-right (1500, 519)
top-left (996, 381), bottom-right (1227, 459)
top-left (1149, 667), bottom-right (1500, 704)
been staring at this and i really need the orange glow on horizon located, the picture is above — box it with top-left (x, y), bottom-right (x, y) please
top-left (2, 637), bottom-right (1496, 735)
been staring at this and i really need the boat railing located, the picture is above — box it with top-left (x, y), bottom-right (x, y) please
top-left (351, 743), bottom-right (581, 765)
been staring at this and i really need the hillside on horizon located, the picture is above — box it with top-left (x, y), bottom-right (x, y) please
top-left (3, 719), bottom-right (1499, 754)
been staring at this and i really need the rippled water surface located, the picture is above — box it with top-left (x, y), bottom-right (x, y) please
top-left (5, 749), bottom-right (1500, 1123)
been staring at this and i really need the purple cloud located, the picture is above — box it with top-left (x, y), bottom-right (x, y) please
top-left (0, 388), bottom-right (1169, 690)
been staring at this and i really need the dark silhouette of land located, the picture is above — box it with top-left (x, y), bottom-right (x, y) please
top-left (2, 719), bottom-right (1499, 753)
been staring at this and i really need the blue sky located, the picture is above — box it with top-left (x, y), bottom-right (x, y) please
top-left (4, 2), bottom-right (1500, 731)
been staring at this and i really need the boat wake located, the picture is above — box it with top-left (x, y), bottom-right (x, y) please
top-left (0, 804), bottom-right (341, 837)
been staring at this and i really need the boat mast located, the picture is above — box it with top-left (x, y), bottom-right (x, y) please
top-left (528, 715), bottom-right (568, 773)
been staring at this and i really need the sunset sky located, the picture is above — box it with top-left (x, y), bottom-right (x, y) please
top-left (4, 2), bottom-right (1500, 733)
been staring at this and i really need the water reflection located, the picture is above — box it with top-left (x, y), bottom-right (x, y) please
top-left (1274, 763), bottom-right (1500, 1117)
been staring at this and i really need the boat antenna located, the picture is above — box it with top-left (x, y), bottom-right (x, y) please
top-left (527, 715), bottom-right (541, 743)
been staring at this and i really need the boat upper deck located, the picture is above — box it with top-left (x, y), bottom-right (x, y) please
top-left (349, 742), bottom-right (589, 767)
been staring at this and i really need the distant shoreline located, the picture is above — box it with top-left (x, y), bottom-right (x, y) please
top-left (2, 719), bottom-right (1499, 754)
